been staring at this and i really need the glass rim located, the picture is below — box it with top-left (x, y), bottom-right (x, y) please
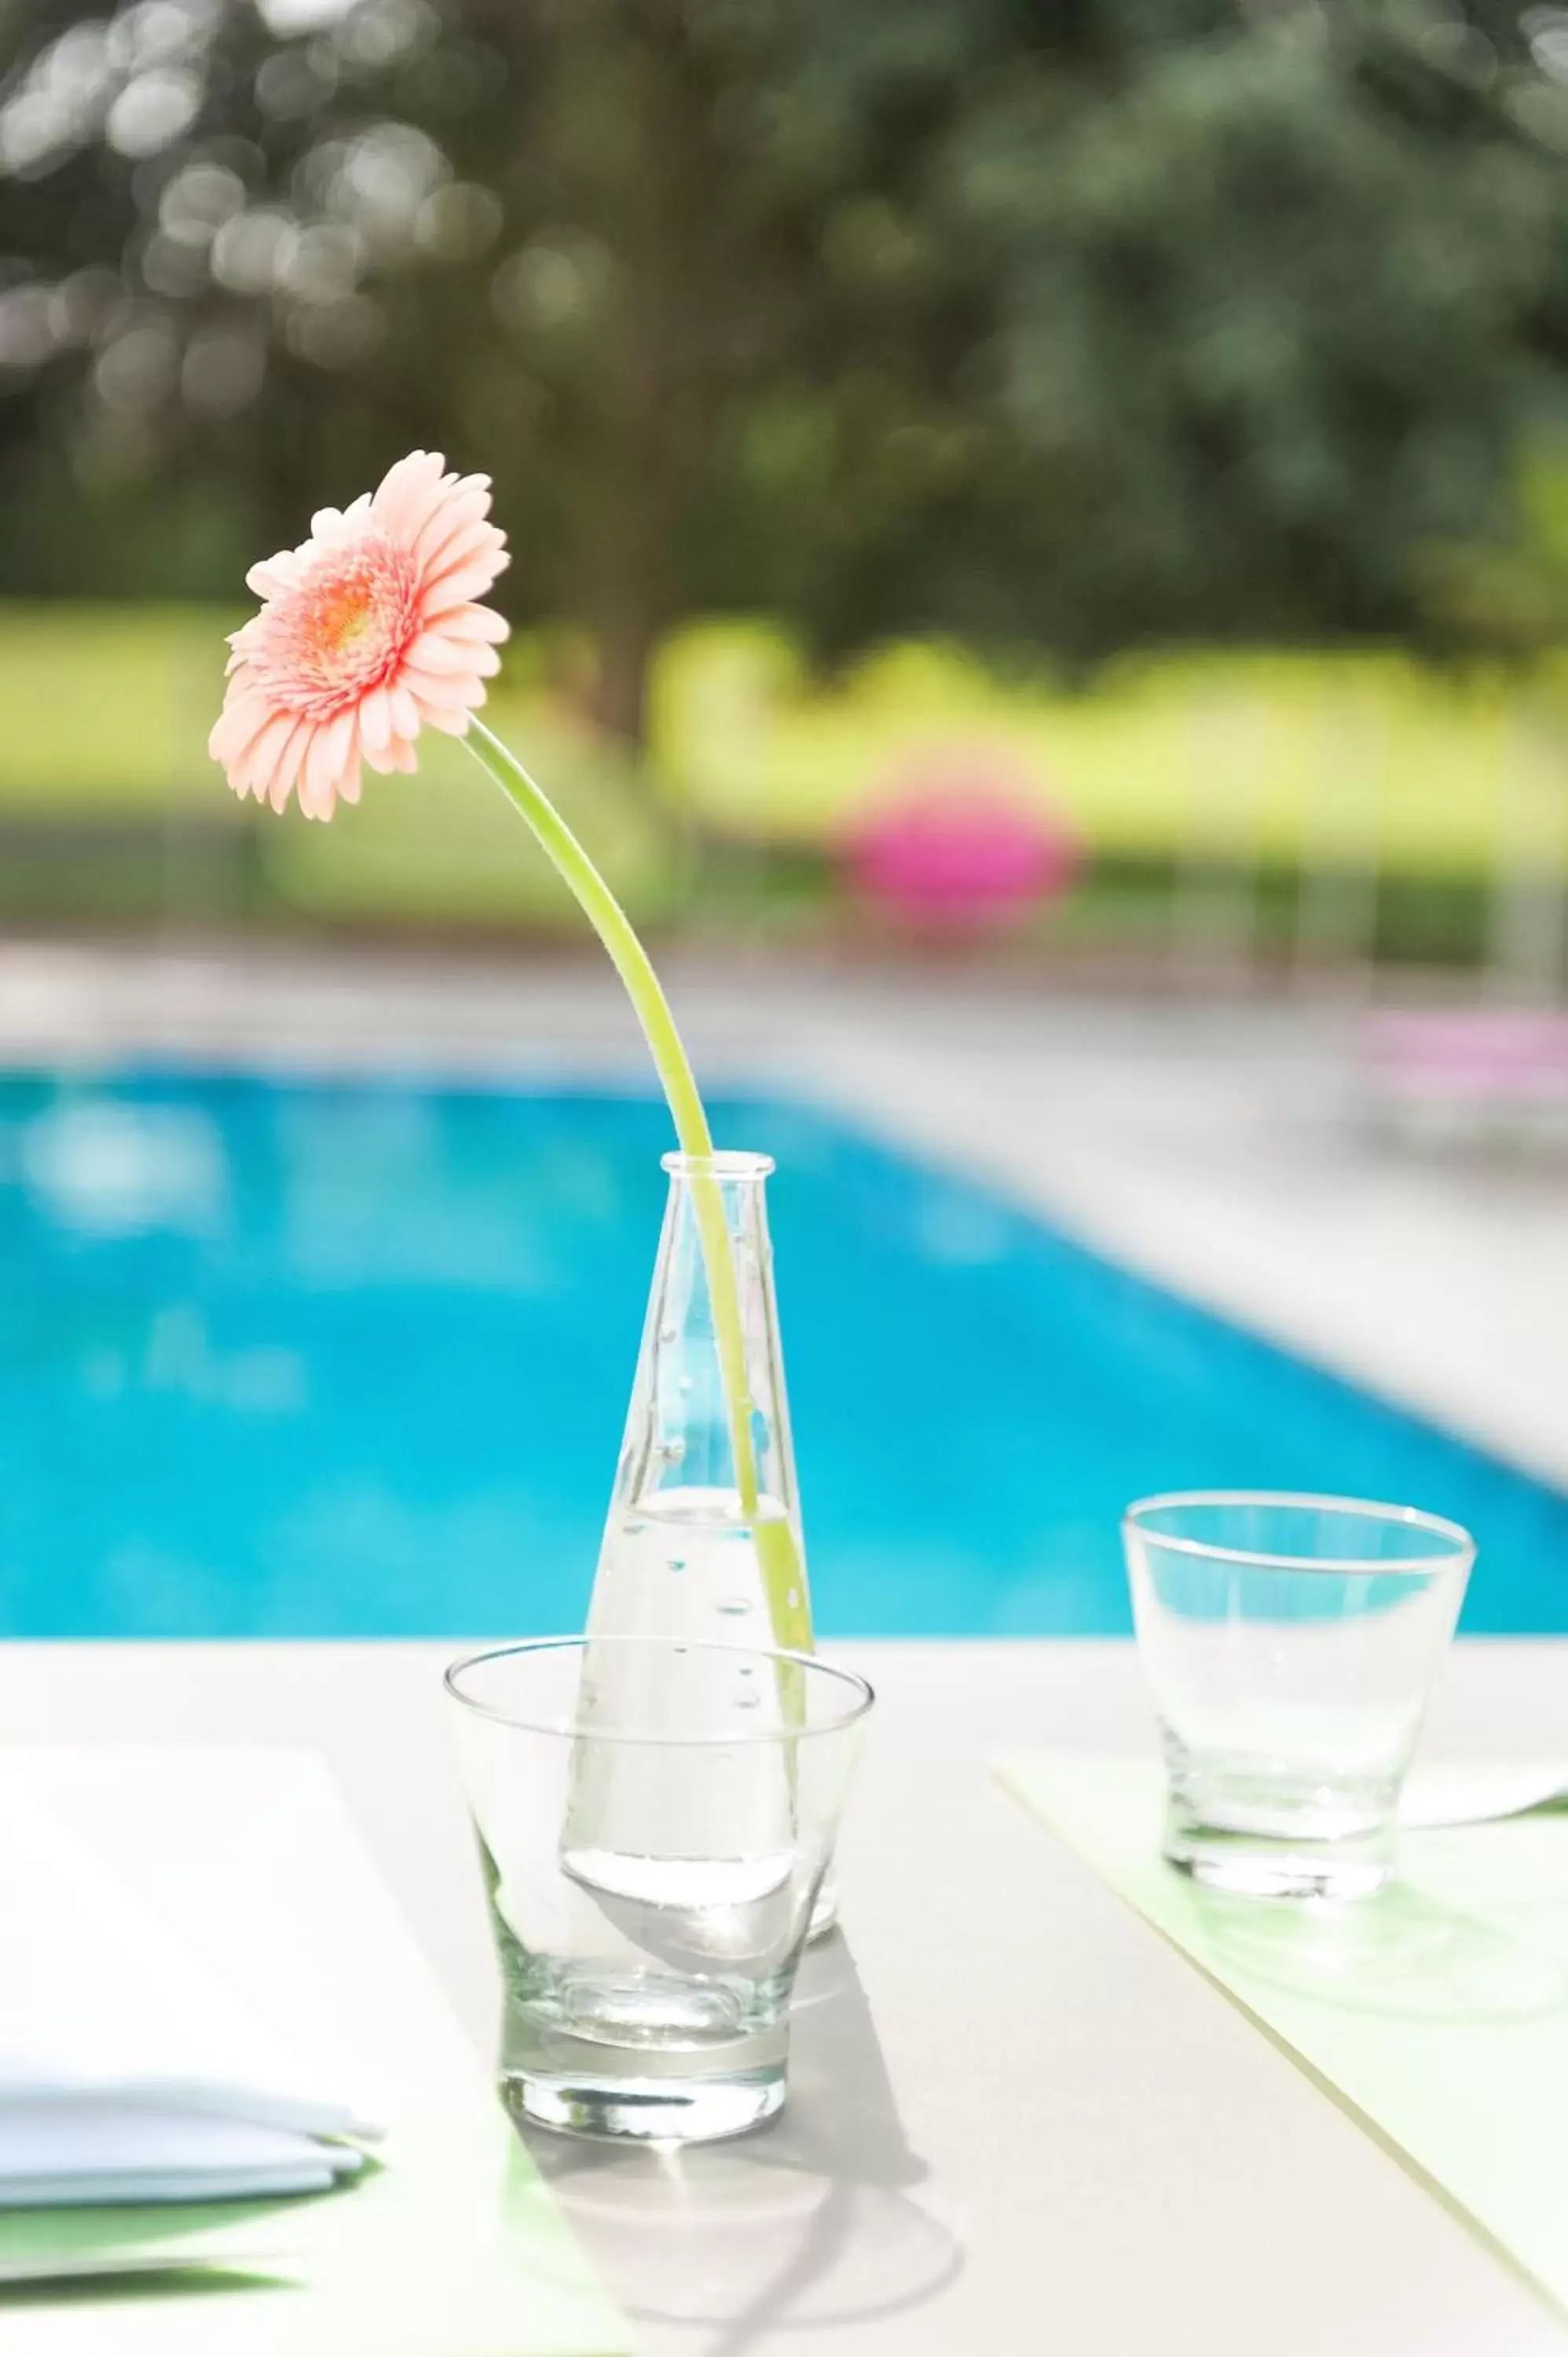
top-left (1122, 1489), bottom-right (1475, 1576)
top-left (443, 1635), bottom-right (874, 1745)
top-left (660, 1149), bottom-right (775, 1181)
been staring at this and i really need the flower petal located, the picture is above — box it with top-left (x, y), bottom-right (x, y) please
top-left (245, 550), bottom-right (303, 599)
top-left (412, 484), bottom-right (493, 574)
top-left (302, 708), bottom-right (356, 817)
top-left (416, 689), bottom-right (483, 734)
top-left (421, 552), bottom-right (509, 609)
top-left (232, 709), bottom-right (297, 800)
top-left (208, 685), bottom-right (273, 767)
top-left (359, 685), bottom-right (393, 755)
top-left (404, 665), bottom-right (487, 709)
top-left (371, 449), bottom-right (449, 543)
top-left (405, 630), bottom-right (496, 676)
top-left (425, 515), bottom-right (507, 574)
top-left (421, 601), bottom-right (511, 644)
top-left (269, 720), bottom-right (311, 812)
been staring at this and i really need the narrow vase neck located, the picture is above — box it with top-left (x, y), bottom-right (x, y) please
top-left (617, 1153), bottom-right (797, 1528)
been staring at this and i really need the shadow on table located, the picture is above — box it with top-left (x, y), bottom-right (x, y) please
top-left (524, 1932), bottom-right (962, 2351)
top-left (1187, 1879), bottom-right (1568, 2025)
top-left (0, 2270), bottom-right (289, 2309)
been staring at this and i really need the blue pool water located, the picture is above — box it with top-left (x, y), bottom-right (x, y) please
top-left (0, 1070), bottom-right (1563, 1638)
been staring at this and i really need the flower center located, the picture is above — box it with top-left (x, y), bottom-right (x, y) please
top-left (258, 533), bottom-right (419, 719)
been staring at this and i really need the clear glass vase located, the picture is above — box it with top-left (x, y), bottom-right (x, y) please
top-left (587, 1151), bottom-right (815, 1658)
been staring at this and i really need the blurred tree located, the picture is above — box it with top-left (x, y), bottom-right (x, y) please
top-left (1423, 431), bottom-right (1568, 647)
top-left (2, 0), bottom-right (1567, 742)
top-left (0, 0), bottom-right (841, 740)
top-left (768, 0), bottom-right (1568, 667)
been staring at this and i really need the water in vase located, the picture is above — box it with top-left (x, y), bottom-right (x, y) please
top-left (574, 1153), bottom-right (831, 1926)
top-left (590, 1485), bottom-right (800, 1651)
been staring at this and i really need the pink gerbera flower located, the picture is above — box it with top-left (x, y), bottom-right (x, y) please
top-left (208, 449), bottom-right (510, 820)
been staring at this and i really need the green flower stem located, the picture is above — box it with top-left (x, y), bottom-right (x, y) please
top-left (464, 719), bottom-right (811, 1653)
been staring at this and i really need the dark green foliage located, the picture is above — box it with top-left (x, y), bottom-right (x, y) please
top-left (764, 0), bottom-right (1568, 664)
top-left (1, 0), bottom-right (1566, 735)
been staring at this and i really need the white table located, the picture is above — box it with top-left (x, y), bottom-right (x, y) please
top-left (4, 1637), bottom-right (1564, 2355)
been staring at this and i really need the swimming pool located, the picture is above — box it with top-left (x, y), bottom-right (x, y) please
top-left (0, 1069), bottom-right (1563, 1638)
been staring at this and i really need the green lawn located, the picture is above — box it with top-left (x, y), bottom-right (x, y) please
top-left (0, 604), bottom-right (672, 926)
top-left (1, 605), bottom-right (1563, 934)
top-left (656, 625), bottom-right (1568, 882)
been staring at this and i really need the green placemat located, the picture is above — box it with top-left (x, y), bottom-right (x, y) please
top-left (997, 1754), bottom-right (1568, 2319)
top-left (0, 1749), bottom-right (630, 2355)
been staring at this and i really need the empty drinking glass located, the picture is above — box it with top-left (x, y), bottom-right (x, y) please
top-left (1124, 1492), bottom-right (1474, 1899)
top-left (445, 1636), bottom-right (873, 2143)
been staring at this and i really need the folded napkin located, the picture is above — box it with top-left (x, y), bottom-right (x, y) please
top-left (0, 1750), bottom-right (630, 2353)
top-left (1401, 1761), bottom-right (1568, 1831)
top-left (0, 1787), bottom-right (380, 2207)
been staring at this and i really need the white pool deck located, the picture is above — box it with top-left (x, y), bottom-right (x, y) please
top-left (3, 937), bottom-right (1568, 2352)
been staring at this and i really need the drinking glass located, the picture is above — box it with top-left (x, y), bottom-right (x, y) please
top-left (1124, 1492), bottom-right (1474, 1899)
top-left (445, 1636), bottom-right (873, 2143)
